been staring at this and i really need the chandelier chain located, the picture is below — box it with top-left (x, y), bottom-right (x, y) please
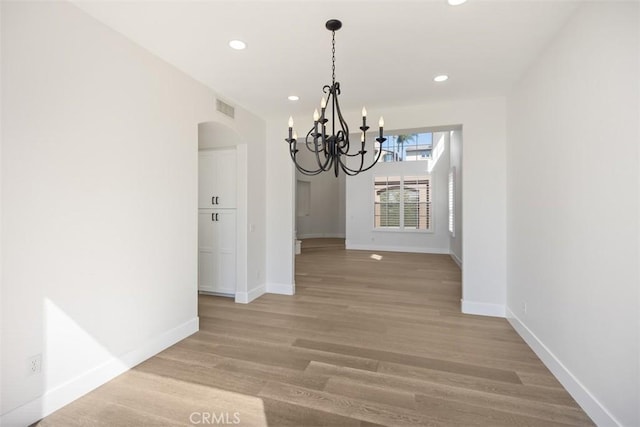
top-left (331, 31), bottom-right (336, 84)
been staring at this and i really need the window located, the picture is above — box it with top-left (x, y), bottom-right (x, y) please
top-left (376, 132), bottom-right (433, 163)
top-left (374, 175), bottom-right (431, 231)
top-left (374, 176), bottom-right (401, 228)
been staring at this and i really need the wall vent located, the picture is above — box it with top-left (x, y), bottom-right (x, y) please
top-left (216, 99), bottom-right (235, 119)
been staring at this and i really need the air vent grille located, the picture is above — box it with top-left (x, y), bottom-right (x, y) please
top-left (216, 99), bottom-right (235, 119)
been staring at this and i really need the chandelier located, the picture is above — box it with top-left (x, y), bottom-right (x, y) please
top-left (286, 19), bottom-right (386, 177)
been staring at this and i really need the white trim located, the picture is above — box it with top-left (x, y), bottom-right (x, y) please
top-left (506, 308), bottom-right (618, 426)
top-left (371, 229), bottom-right (435, 235)
top-left (461, 299), bottom-right (505, 317)
top-left (346, 243), bottom-right (449, 254)
top-left (235, 285), bottom-right (265, 304)
top-left (266, 282), bottom-right (295, 295)
top-left (450, 251), bottom-right (462, 269)
top-left (0, 317), bottom-right (199, 427)
top-left (448, 166), bottom-right (455, 237)
top-left (296, 233), bottom-right (345, 239)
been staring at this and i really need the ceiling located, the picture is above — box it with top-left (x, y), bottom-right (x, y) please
top-left (72, 1), bottom-right (581, 121)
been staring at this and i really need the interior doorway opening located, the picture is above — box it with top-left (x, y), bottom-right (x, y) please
top-left (294, 169), bottom-right (346, 253)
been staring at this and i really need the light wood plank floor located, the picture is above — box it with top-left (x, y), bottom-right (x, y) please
top-left (36, 239), bottom-right (594, 426)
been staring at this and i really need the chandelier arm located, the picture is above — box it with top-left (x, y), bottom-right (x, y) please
top-left (335, 130), bottom-right (348, 153)
top-left (289, 149), bottom-right (327, 176)
top-left (309, 129), bottom-right (333, 171)
top-left (288, 129), bottom-right (333, 175)
top-left (338, 139), bottom-right (384, 174)
top-left (349, 144), bottom-right (384, 173)
top-left (303, 127), bottom-right (323, 153)
top-left (339, 161), bottom-right (364, 176)
top-left (321, 84), bottom-right (334, 157)
top-left (296, 165), bottom-right (325, 176)
top-left (337, 151), bottom-right (364, 174)
top-left (342, 152), bottom-right (364, 157)
top-left (331, 83), bottom-right (352, 155)
top-left (298, 127), bottom-right (333, 173)
top-left (339, 130), bottom-right (366, 158)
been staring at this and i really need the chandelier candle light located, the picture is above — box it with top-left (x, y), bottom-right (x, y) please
top-left (286, 19), bottom-right (386, 177)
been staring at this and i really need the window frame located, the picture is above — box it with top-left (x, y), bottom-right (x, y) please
top-left (373, 174), bottom-right (434, 233)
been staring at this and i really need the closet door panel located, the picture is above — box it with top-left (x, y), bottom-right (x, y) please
top-left (198, 151), bottom-right (217, 209)
top-left (215, 149), bottom-right (237, 209)
top-left (215, 210), bottom-right (237, 294)
top-left (197, 211), bottom-right (217, 292)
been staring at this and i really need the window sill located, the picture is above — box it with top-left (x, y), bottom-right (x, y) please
top-left (372, 228), bottom-right (434, 234)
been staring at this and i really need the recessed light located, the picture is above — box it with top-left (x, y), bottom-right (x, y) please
top-left (229, 40), bottom-right (246, 50)
top-left (434, 75), bottom-right (449, 82)
top-left (288, 95), bottom-right (299, 101)
top-left (448, 0), bottom-right (467, 5)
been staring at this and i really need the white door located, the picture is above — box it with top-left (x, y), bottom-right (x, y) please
top-left (198, 149), bottom-right (236, 209)
top-left (198, 210), bottom-right (217, 293)
top-left (215, 149), bottom-right (237, 209)
top-left (215, 210), bottom-right (236, 294)
top-left (198, 209), bottom-right (236, 295)
top-left (198, 151), bottom-right (217, 209)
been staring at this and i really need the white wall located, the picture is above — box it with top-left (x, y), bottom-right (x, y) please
top-left (506, 3), bottom-right (639, 426)
top-left (295, 170), bottom-right (345, 239)
top-left (241, 114), bottom-right (267, 300)
top-left (0, 0), bottom-right (4, 412)
top-left (0, 2), bottom-right (265, 425)
top-left (266, 97), bottom-right (507, 315)
top-left (345, 131), bottom-right (451, 254)
top-left (265, 121), bottom-right (296, 295)
top-left (449, 130), bottom-right (463, 267)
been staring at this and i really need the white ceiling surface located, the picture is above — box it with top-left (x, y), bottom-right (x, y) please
top-left (73, 1), bottom-right (581, 120)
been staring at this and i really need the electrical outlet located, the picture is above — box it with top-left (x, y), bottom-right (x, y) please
top-left (28, 354), bottom-right (42, 375)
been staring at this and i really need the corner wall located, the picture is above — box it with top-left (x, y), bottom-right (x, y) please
top-left (265, 120), bottom-right (296, 295)
top-left (1, 2), bottom-right (265, 425)
top-left (506, 3), bottom-right (639, 425)
top-left (449, 130), bottom-right (463, 267)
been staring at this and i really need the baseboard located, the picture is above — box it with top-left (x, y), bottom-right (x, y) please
top-left (0, 317), bottom-right (199, 427)
top-left (450, 252), bottom-right (462, 269)
top-left (506, 308), bottom-right (618, 426)
top-left (235, 285), bottom-right (265, 304)
top-left (461, 299), bottom-right (505, 317)
top-left (297, 233), bottom-right (345, 239)
top-left (266, 282), bottom-right (295, 295)
top-left (345, 243), bottom-right (450, 254)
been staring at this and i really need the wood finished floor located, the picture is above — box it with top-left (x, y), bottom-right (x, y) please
top-left (36, 239), bottom-right (594, 426)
